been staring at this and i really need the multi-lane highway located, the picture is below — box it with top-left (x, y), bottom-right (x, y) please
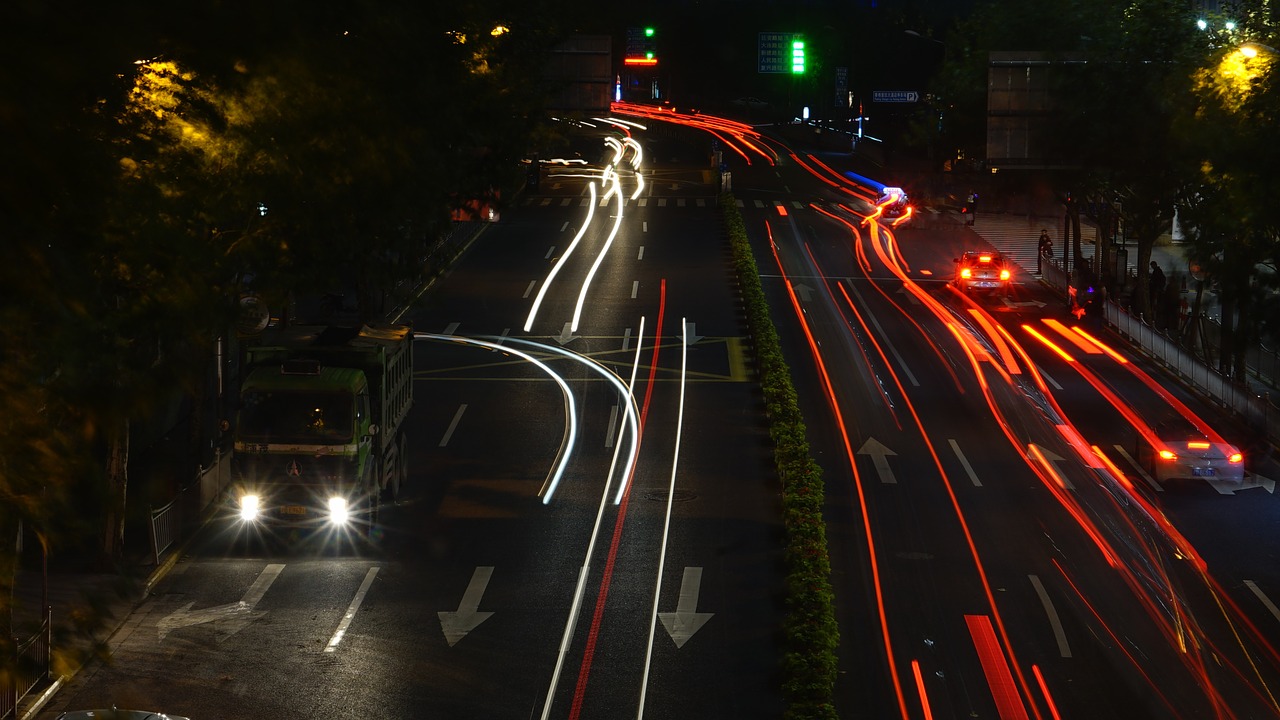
top-left (38, 107), bottom-right (1280, 720)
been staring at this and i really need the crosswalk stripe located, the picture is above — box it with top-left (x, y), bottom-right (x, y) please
top-left (965, 215), bottom-right (1097, 275)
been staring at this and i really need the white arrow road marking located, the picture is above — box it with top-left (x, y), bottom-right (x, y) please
top-left (1029, 443), bottom-right (1075, 490)
top-left (326, 566), bottom-right (380, 652)
top-left (682, 322), bottom-right (704, 346)
top-left (158, 563), bottom-right (284, 641)
top-left (858, 438), bottom-right (898, 484)
top-left (792, 283), bottom-right (816, 302)
top-left (1207, 473), bottom-right (1276, 495)
top-left (555, 322), bottom-right (579, 346)
top-left (659, 567), bottom-right (714, 648)
top-left (439, 566), bottom-right (495, 647)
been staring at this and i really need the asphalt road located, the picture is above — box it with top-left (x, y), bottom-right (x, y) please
top-left (39, 119), bottom-right (785, 720)
top-left (36, 113), bottom-right (1280, 720)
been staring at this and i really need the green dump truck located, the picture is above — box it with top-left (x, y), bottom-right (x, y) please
top-left (230, 324), bottom-right (413, 533)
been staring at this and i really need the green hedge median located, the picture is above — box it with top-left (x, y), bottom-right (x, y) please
top-left (721, 193), bottom-right (839, 719)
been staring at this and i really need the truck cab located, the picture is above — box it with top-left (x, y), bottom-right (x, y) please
top-left (230, 325), bottom-right (412, 535)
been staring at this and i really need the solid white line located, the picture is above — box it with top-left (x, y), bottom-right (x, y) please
top-left (541, 318), bottom-right (647, 719)
top-left (949, 439), bottom-right (982, 487)
top-left (439, 405), bottom-right (467, 447)
top-left (523, 280), bottom-right (537, 299)
top-left (1029, 574), bottom-right (1072, 657)
top-left (846, 280), bottom-right (920, 387)
top-left (1244, 580), bottom-right (1280, 624)
top-left (638, 317), bottom-right (691, 719)
top-left (326, 567), bottom-right (380, 652)
top-left (631, 280), bottom-right (640, 299)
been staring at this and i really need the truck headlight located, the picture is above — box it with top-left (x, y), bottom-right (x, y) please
top-left (328, 497), bottom-right (349, 525)
top-left (239, 494), bottom-right (261, 521)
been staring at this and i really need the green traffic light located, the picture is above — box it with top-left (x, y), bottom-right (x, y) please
top-left (792, 39), bottom-right (806, 74)
top-left (645, 27), bottom-right (655, 37)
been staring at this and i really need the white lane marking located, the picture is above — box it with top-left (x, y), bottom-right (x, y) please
top-left (623, 327), bottom-right (632, 352)
top-left (949, 439), bottom-right (982, 487)
top-left (559, 222), bottom-right (569, 232)
top-left (643, 221), bottom-right (648, 233)
top-left (1036, 364), bottom-right (1063, 390)
top-left (639, 318), bottom-right (692, 718)
top-left (1029, 574), bottom-right (1072, 657)
top-left (638, 246), bottom-right (645, 260)
top-left (545, 246), bottom-right (556, 259)
top-left (846, 280), bottom-right (920, 387)
top-left (1112, 444), bottom-right (1162, 492)
top-left (326, 567), bottom-right (380, 652)
top-left (523, 280), bottom-right (537, 299)
top-left (497, 328), bottom-right (510, 345)
top-left (605, 405), bottom-right (619, 448)
top-left (631, 280), bottom-right (640, 299)
top-left (1244, 581), bottom-right (1280, 624)
top-left (439, 405), bottom-right (467, 447)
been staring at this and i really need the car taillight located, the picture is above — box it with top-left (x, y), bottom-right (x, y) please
top-left (999, 269), bottom-right (1010, 280)
top-left (1229, 452), bottom-right (1243, 464)
top-left (1158, 449), bottom-right (1177, 461)
top-left (960, 268), bottom-right (972, 278)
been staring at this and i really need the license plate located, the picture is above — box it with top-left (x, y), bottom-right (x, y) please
top-left (1192, 467), bottom-right (1216, 477)
top-left (280, 505), bottom-right (308, 515)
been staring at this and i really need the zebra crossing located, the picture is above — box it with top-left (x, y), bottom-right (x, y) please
top-left (964, 213), bottom-right (1096, 276)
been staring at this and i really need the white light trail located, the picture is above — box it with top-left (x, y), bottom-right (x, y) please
top-left (523, 182), bottom-right (597, 332)
top-left (637, 317), bottom-right (691, 718)
top-left (600, 116), bottom-right (648, 130)
top-left (534, 318), bottom-right (646, 720)
top-left (416, 333), bottom-right (578, 502)
top-left (571, 172), bottom-right (625, 332)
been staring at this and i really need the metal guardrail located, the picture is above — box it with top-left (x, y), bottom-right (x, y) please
top-left (1, 609), bottom-right (51, 719)
top-left (1106, 301), bottom-right (1280, 447)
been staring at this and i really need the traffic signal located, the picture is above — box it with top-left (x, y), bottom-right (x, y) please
top-left (791, 38), bottom-right (806, 74)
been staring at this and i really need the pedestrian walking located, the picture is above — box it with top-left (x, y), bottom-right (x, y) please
top-left (1148, 261), bottom-right (1166, 315)
top-left (1037, 229), bottom-right (1052, 274)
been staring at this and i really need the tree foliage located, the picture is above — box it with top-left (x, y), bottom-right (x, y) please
top-left (0, 0), bottom-right (569, 573)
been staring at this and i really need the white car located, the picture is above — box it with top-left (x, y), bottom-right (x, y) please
top-left (1144, 437), bottom-right (1245, 483)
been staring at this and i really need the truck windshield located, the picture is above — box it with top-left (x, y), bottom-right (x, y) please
top-left (238, 391), bottom-right (355, 444)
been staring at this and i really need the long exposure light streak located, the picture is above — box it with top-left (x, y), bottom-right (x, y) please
top-left (501, 336), bottom-right (642, 506)
top-left (524, 182), bottom-right (597, 331)
top-left (571, 172), bottom-right (625, 332)
top-left (416, 333), bottom-right (577, 502)
top-left (637, 317), bottom-right (692, 720)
